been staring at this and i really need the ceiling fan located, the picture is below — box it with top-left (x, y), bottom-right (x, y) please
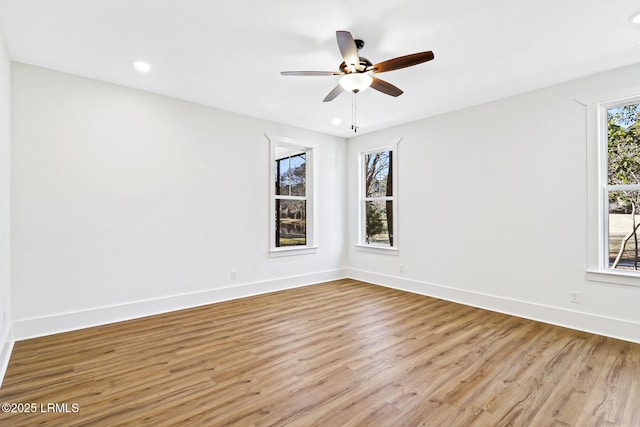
top-left (281, 30), bottom-right (434, 102)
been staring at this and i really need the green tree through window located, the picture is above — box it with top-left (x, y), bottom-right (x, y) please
top-left (275, 151), bottom-right (307, 247)
top-left (606, 102), bottom-right (640, 270)
top-left (363, 150), bottom-right (394, 247)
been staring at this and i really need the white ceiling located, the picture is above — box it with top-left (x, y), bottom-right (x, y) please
top-left (0, 0), bottom-right (639, 137)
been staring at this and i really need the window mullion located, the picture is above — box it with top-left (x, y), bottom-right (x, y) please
top-left (276, 195), bottom-right (306, 201)
top-left (364, 196), bottom-right (393, 202)
top-left (606, 184), bottom-right (640, 192)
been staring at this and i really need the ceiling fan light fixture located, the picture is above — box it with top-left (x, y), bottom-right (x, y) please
top-left (339, 73), bottom-right (373, 93)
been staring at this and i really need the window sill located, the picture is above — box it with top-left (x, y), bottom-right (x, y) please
top-left (586, 269), bottom-right (640, 287)
top-left (355, 244), bottom-right (399, 255)
top-left (269, 246), bottom-right (318, 257)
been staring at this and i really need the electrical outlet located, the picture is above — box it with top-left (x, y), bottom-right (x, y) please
top-left (230, 270), bottom-right (237, 280)
top-left (399, 264), bottom-right (405, 273)
top-left (570, 291), bottom-right (581, 304)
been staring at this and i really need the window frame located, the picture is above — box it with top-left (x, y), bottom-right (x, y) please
top-left (582, 88), bottom-right (640, 287)
top-left (597, 96), bottom-right (640, 277)
top-left (356, 142), bottom-right (399, 254)
top-left (267, 134), bottom-right (316, 257)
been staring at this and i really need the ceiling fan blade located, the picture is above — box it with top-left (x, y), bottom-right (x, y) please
top-left (281, 71), bottom-right (342, 76)
top-left (323, 84), bottom-right (345, 102)
top-left (336, 30), bottom-right (360, 70)
top-left (369, 51), bottom-right (434, 73)
top-left (370, 77), bottom-right (403, 97)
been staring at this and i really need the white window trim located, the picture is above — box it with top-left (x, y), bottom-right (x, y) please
top-left (355, 139), bottom-right (400, 254)
top-left (584, 92), bottom-right (640, 286)
top-left (267, 134), bottom-right (317, 257)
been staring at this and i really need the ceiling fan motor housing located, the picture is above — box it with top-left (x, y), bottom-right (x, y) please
top-left (339, 57), bottom-right (372, 73)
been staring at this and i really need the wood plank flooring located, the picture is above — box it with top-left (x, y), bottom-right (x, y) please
top-left (1, 279), bottom-right (639, 426)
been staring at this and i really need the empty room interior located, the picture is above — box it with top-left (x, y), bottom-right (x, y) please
top-left (1, 1), bottom-right (640, 425)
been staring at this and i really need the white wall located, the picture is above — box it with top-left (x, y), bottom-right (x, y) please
top-left (347, 62), bottom-right (640, 343)
top-left (11, 63), bottom-right (347, 338)
top-left (8, 58), bottom-right (640, 349)
top-left (0, 32), bottom-right (12, 386)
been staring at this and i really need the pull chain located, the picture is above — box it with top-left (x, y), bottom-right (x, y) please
top-left (351, 92), bottom-right (358, 133)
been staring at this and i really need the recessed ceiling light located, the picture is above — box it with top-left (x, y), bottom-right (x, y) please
top-left (331, 117), bottom-right (342, 126)
top-left (133, 61), bottom-right (151, 73)
top-left (631, 12), bottom-right (640, 25)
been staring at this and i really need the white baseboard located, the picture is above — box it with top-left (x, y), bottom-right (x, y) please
top-left (347, 268), bottom-right (640, 345)
top-left (11, 266), bottom-right (638, 352)
top-left (0, 323), bottom-right (14, 389)
top-left (13, 269), bottom-right (347, 341)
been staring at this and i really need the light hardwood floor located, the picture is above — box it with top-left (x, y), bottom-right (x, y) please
top-left (1, 279), bottom-right (639, 426)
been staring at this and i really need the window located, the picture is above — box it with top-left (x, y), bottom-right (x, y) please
top-left (359, 146), bottom-right (397, 250)
top-left (268, 135), bottom-right (314, 254)
top-left (601, 97), bottom-right (640, 273)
